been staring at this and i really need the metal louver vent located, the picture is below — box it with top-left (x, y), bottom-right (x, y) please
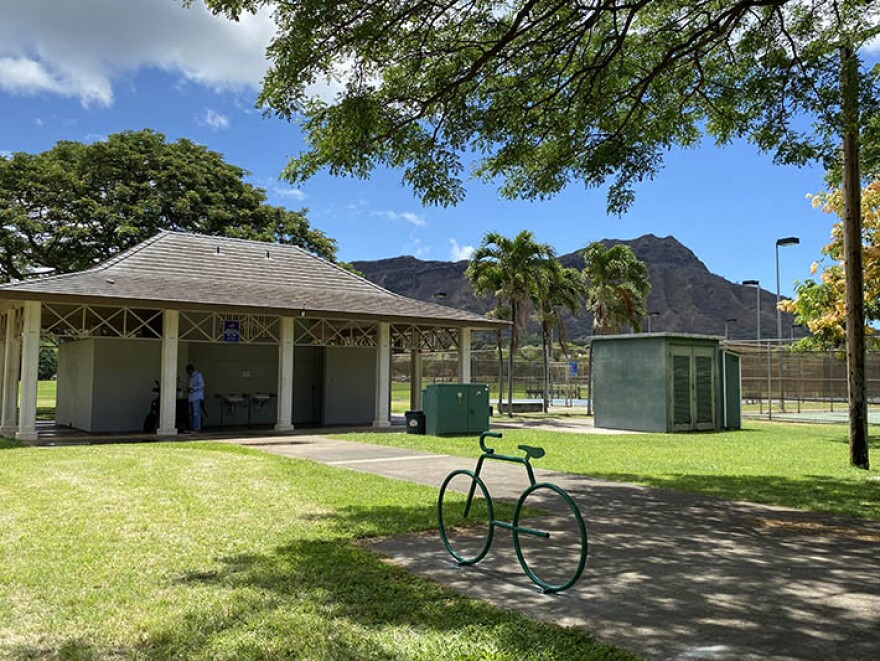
top-left (695, 355), bottom-right (714, 424)
top-left (673, 355), bottom-right (691, 425)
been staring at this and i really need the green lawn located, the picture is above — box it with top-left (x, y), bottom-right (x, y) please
top-left (0, 441), bottom-right (632, 659)
top-left (37, 380), bottom-right (57, 420)
top-left (334, 422), bottom-right (880, 521)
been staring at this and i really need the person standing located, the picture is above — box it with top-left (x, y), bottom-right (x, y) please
top-left (185, 364), bottom-right (205, 432)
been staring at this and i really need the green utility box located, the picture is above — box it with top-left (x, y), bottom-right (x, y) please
top-left (423, 383), bottom-right (490, 436)
top-left (591, 333), bottom-right (741, 433)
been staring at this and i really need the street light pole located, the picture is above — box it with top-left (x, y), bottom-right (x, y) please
top-left (725, 318), bottom-right (736, 340)
top-left (775, 236), bottom-right (800, 339)
top-left (743, 280), bottom-right (760, 341)
top-left (774, 236), bottom-right (800, 415)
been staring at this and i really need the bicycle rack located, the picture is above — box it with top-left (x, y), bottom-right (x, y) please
top-left (437, 431), bottom-right (588, 593)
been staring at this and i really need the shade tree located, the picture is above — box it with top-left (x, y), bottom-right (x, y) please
top-left (198, 0), bottom-right (880, 466)
top-left (0, 129), bottom-right (338, 282)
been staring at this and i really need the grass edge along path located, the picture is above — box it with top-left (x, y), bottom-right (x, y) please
top-left (0, 441), bottom-right (635, 660)
top-left (331, 421), bottom-right (880, 521)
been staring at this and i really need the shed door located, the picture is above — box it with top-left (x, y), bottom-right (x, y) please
top-left (672, 353), bottom-right (693, 430)
top-left (671, 346), bottom-right (716, 431)
top-left (693, 348), bottom-right (716, 430)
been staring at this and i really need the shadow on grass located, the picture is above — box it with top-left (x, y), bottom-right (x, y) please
top-left (591, 470), bottom-right (880, 521)
top-left (162, 526), bottom-right (625, 657)
top-left (3, 503), bottom-right (633, 660)
top-left (0, 437), bottom-right (25, 450)
top-left (825, 433), bottom-right (880, 449)
top-left (36, 406), bottom-right (55, 421)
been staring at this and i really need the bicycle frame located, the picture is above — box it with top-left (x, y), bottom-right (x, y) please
top-left (437, 430), bottom-right (588, 592)
top-left (463, 431), bottom-right (548, 539)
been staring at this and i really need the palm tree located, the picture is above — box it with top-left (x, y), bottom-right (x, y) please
top-left (581, 242), bottom-right (651, 415)
top-left (533, 260), bottom-right (585, 412)
top-left (581, 242), bottom-right (651, 335)
top-left (486, 305), bottom-right (510, 412)
top-left (466, 230), bottom-right (551, 417)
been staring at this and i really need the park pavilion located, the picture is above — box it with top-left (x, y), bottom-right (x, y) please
top-left (0, 231), bottom-right (504, 442)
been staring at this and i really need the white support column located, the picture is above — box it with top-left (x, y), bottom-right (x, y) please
top-left (0, 309), bottom-right (20, 438)
top-left (275, 316), bottom-right (295, 431)
top-left (373, 322), bottom-right (391, 427)
top-left (16, 301), bottom-right (41, 442)
top-left (0, 316), bottom-right (6, 433)
top-left (157, 309), bottom-right (179, 436)
top-left (410, 349), bottom-right (423, 411)
top-left (458, 327), bottom-right (472, 384)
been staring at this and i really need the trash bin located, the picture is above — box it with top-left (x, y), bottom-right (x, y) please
top-left (405, 410), bottom-right (426, 435)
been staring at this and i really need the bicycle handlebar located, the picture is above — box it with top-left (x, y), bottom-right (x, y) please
top-left (479, 431), bottom-right (502, 454)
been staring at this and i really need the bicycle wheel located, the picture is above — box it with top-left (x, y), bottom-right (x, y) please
top-left (437, 469), bottom-right (494, 565)
top-left (512, 482), bottom-right (587, 592)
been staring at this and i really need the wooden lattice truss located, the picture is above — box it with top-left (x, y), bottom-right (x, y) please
top-left (40, 303), bottom-right (466, 352)
top-left (42, 303), bottom-right (162, 340)
top-left (180, 311), bottom-right (279, 345)
top-left (296, 318), bottom-right (378, 347)
top-left (391, 325), bottom-right (460, 352)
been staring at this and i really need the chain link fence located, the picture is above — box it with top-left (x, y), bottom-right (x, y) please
top-left (395, 341), bottom-right (880, 418)
top-left (392, 350), bottom-right (591, 408)
top-left (724, 339), bottom-right (880, 418)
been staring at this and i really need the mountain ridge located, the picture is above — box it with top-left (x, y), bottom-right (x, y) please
top-left (352, 233), bottom-right (800, 341)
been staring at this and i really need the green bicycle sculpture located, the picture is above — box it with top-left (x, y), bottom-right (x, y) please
top-left (437, 431), bottom-right (588, 593)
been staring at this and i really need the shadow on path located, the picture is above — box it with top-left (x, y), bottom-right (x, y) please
top-left (248, 435), bottom-right (880, 660)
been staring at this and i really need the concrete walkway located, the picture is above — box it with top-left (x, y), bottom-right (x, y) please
top-left (235, 435), bottom-right (880, 660)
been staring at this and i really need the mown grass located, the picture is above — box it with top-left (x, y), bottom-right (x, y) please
top-left (0, 441), bottom-right (632, 659)
top-left (334, 422), bottom-right (880, 521)
top-left (36, 380), bottom-right (57, 420)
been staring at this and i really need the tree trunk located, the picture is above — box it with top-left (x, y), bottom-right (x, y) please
top-left (507, 308), bottom-right (515, 418)
top-left (495, 329), bottom-right (504, 411)
top-left (840, 45), bottom-right (869, 469)
top-left (542, 325), bottom-right (550, 413)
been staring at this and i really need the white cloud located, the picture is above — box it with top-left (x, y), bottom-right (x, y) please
top-left (450, 239), bottom-right (474, 261)
top-left (0, 150), bottom-right (11, 159)
top-left (255, 177), bottom-right (307, 202)
top-left (199, 108), bottom-right (230, 130)
top-left (273, 187), bottom-right (306, 200)
top-left (374, 210), bottom-right (427, 227)
top-left (406, 232), bottom-right (429, 258)
top-left (370, 208), bottom-right (430, 256)
top-left (0, 1), bottom-right (276, 107)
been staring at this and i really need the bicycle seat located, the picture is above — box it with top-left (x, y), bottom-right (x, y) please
top-left (518, 444), bottom-right (545, 459)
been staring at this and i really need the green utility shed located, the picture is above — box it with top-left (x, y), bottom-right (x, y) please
top-left (591, 333), bottom-right (741, 433)
top-left (423, 383), bottom-right (490, 436)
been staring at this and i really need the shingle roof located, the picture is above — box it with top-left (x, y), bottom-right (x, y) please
top-left (0, 231), bottom-right (504, 328)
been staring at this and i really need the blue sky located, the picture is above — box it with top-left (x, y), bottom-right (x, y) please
top-left (0, 1), bottom-right (872, 299)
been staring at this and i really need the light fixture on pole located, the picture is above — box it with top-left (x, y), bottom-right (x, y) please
top-left (775, 236), bottom-right (800, 339)
top-left (743, 280), bottom-right (760, 341)
top-left (725, 318), bottom-right (736, 340)
top-left (647, 311), bottom-right (660, 333)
